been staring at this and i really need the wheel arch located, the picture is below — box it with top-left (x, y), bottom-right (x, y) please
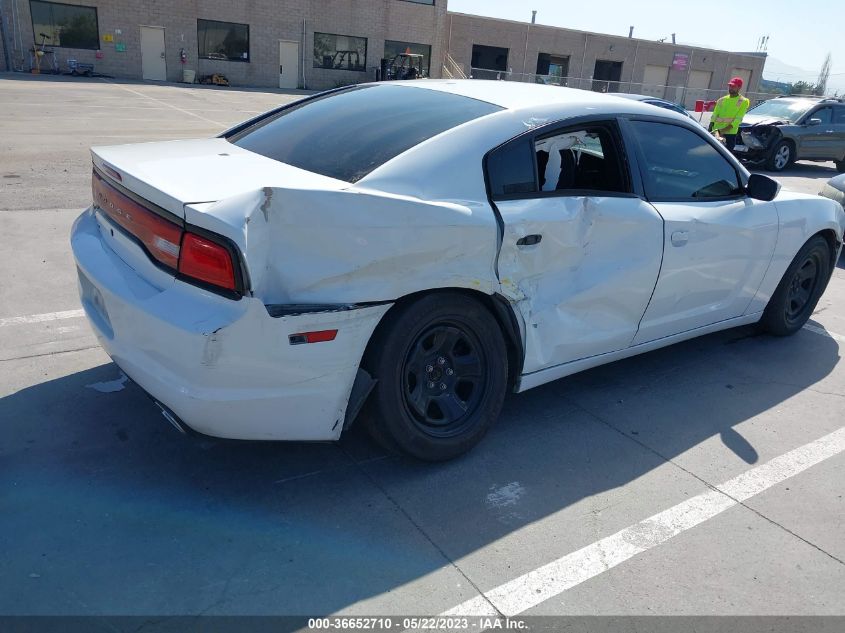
top-left (814, 228), bottom-right (841, 275)
top-left (361, 287), bottom-right (524, 391)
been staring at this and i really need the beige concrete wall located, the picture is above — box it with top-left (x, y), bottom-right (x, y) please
top-left (1, 0), bottom-right (445, 89)
top-left (0, 1), bottom-right (764, 101)
top-left (444, 12), bottom-right (767, 106)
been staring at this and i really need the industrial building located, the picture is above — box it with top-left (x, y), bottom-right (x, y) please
top-left (0, 0), bottom-right (766, 103)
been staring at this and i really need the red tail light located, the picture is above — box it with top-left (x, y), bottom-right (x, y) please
top-left (92, 171), bottom-right (182, 269)
top-left (93, 167), bottom-right (242, 295)
top-left (178, 232), bottom-right (237, 291)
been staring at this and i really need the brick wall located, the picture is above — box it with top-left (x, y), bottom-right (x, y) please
top-left (1, 1), bottom-right (764, 98)
top-left (1, 0), bottom-right (446, 89)
top-left (444, 12), bottom-right (767, 102)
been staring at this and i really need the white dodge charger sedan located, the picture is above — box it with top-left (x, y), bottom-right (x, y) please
top-left (71, 81), bottom-right (844, 460)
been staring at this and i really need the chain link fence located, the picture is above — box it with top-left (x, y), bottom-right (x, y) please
top-left (468, 68), bottom-right (779, 110)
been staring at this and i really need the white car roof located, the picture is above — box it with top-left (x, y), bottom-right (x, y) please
top-left (392, 79), bottom-right (661, 115)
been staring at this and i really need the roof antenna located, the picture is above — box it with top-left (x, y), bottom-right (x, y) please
top-left (671, 33), bottom-right (676, 44)
top-left (629, 26), bottom-right (634, 38)
top-left (531, 10), bottom-right (537, 24)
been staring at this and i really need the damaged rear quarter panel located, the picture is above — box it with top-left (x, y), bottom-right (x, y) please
top-left (185, 187), bottom-right (500, 304)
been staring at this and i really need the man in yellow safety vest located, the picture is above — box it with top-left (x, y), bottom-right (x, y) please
top-left (709, 77), bottom-right (751, 150)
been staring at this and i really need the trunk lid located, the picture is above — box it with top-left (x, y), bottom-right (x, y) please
top-left (91, 138), bottom-right (346, 218)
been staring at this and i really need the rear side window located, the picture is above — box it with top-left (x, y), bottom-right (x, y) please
top-left (486, 122), bottom-right (629, 199)
top-left (534, 125), bottom-right (626, 194)
top-left (228, 85), bottom-right (501, 183)
top-left (629, 121), bottom-right (741, 200)
top-left (486, 138), bottom-right (536, 197)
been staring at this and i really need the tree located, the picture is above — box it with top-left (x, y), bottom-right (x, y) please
top-left (790, 80), bottom-right (816, 95)
top-left (815, 53), bottom-right (832, 96)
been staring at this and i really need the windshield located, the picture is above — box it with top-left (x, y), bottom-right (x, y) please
top-left (227, 85), bottom-right (502, 183)
top-left (746, 99), bottom-right (813, 123)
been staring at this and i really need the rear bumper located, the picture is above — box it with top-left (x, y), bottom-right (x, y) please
top-left (71, 207), bottom-right (390, 441)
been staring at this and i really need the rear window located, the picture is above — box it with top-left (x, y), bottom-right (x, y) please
top-left (227, 84), bottom-right (502, 183)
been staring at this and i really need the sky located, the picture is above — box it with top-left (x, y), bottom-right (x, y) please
top-left (448, 0), bottom-right (845, 94)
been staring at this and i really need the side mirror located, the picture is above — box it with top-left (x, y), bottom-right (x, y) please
top-left (746, 173), bottom-right (780, 201)
top-left (807, 118), bottom-right (822, 126)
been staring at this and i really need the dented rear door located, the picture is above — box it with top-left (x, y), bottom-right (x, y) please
top-left (496, 195), bottom-right (663, 374)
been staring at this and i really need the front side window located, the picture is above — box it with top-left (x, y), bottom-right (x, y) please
top-left (630, 121), bottom-right (741, 200)
top-left (807, 107), bottom-right (832, 125)
top-left (197, 19), bottom-right (249, 62)
top-left (30, 1), bottom-right (98, 50)
top-left (228, 85), bottom-right (501, 183)
top-left (314, 32), bottom-right (367, 71)
top-left (834, 107), bottom-right (845, 124)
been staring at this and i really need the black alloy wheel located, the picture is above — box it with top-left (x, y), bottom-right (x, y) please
top-left (401, 323), bottom-right (487, 438)
top-left (761, 235), bottom-right (831, 336)
top-left (361, 292), bottom-right (508, 461)
top-left (784, 255), bottom-right (821, 324)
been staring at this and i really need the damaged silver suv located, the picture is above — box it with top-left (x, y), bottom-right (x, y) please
top-left (732, 96), bottom-right (845, 172)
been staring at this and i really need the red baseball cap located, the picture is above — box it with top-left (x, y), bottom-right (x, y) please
top-left (728, 76), bottom-right (743, 88)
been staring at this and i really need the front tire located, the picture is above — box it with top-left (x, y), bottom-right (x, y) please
top-left (766, 140), bottom-right (793, 172)
top-left (761, 236), bottom-right (831, 336)
top-left (835, 159), bottom-right (845, 173)
top-left (361, 293), bottom-right (508, 461)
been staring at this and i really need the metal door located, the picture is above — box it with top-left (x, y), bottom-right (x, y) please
top-left (279, 40), bottom-right (299, 89)
top-left (140, 26), bottom-right (166, 81)
top-left (641, 65), bottom-right (669, 98)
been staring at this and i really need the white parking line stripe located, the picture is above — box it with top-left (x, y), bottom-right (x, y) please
top-left (443, 426), bottom-right (845, 618)
top-left (0, 309), bottom-right (84, 327)
top-left (99, 79), bottom-right (226, 127)
top-left (804, 323), bottom-right (845, 343)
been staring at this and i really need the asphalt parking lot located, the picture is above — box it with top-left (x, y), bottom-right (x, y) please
top-left (1, 75), bottom-right (844, 624)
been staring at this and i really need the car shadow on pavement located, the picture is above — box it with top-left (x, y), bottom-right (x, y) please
top-left (0, 322), bottom-right (840, 614)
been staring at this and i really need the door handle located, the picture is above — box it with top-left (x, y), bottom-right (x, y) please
top-left (516, 234), bottom-right (542, 246)
top-left (671, 230), bottom-right (689, 246)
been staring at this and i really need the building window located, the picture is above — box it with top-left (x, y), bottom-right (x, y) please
top-left (383, 40), bottom-right (431, 75)
top-left (197, 19), bottom-right (249, 62)
top-left (314, 32), bottom-right (367, 72)
top-left (536, 54), bottom-right (569, 86)
top-left (471, 44), bottom-right (508, 80)
top-left (29, 1), bottom-right (99, 50)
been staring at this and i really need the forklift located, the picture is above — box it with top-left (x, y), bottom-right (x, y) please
top-left (379, 52), bottom-right (426, 81)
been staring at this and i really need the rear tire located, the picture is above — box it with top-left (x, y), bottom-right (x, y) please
top-left (760, 236), bottom-right (831, 336)
top-left (766, 140), bottom-right (793, 172)
top-left (361, 293), bottom-right (508, 461)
